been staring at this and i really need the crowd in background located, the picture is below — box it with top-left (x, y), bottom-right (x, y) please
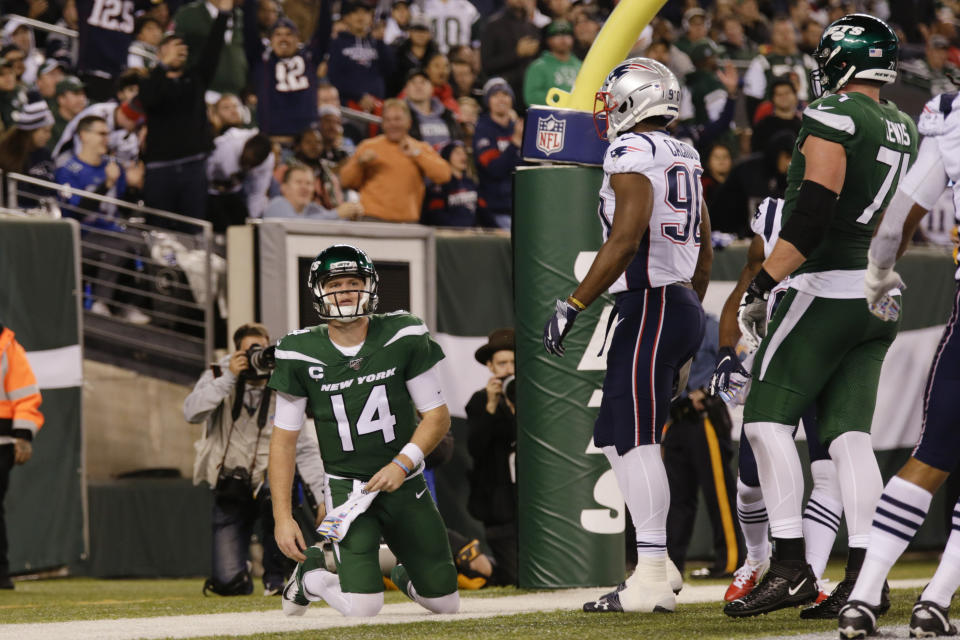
top-left (0, 0), bottom-right (953, 235)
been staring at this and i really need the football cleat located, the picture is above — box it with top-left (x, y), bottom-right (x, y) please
top-left (723, 561), bottom-right (817, 618)
top-left (802, 576), bottom-right (856, 619)
top-left (838, 600), bottom-right (881, 638)
top-left (583, 587), bottom-right (674, 614)
top-left (281, 546), bottom-right (326, 616)
top-left (666, 557), bottom-right (684, 595)
top-left (910, 599), bottom-right (958, 637)
top-left (583, 592), bottom-right (627, 613)
top-left (724, 558), bottom-right (770, 602)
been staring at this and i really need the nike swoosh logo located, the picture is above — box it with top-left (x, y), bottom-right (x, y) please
top-left (416, 488), bottom-right (427, 499)
top-left (718, 356), bottom-right (732, 367)
top-left (817, 105), bottom-right (834, 111)
top-left (788, 579), bottom-right (807, 596)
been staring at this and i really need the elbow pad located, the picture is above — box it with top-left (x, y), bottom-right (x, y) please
top-left (778, 180), bottom-right (838, 258)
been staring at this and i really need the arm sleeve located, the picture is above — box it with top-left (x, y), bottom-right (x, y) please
top-left (198, 12), bottom-right (230, 86)
top-left (415, 145), bottom-right (453, 184)
top-left (405, 363), bottom-right (446, 412)
top-left (183, 365), bottom-right (236, 423)
top-left (273, 391), bottom-right (308, 431)
top-left (338, 145), bottom-right (366, 189)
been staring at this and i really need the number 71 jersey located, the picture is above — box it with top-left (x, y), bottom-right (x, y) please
top-left (268, 313), bottom-right (444, 479)
top-left (599, 130), bottom-right (703, 294)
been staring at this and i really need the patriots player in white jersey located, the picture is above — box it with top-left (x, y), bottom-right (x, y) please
top-left (543, 58), bottom-right (713, 613)
top-left (836, 91), bottom-right (960, 638)
top-left (414, 0), bottom-right (479, 54)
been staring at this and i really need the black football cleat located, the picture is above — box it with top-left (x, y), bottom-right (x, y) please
top-left (801, 578), bottom-right (889, 620)
top-left (838, 600), bottom-right (881, 639)
top-left (583, 592), bottom-right (625, 613)
top-left (723, 561), bottom-right (817, 618)
top-left (910, 598), bottom-right (958, 638)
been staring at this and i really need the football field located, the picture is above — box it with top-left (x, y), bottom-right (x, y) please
top-left (0, 558), bottom-right (941, 639)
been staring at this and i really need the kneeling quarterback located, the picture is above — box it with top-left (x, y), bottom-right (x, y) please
top-left (268, 244), bottom-right (459, 617)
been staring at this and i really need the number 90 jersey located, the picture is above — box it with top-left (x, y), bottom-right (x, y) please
top-left (599, 130), bottom-right (703, 294)
top-left (268, 313), bottom-right (444, 479)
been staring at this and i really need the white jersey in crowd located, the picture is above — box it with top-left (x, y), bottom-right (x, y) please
top-left (52, 101), bottom-right (141, 167)
top-left (414, 0), bottom-right (479, 52)
top-left (599, 130), bottom-right (703, 294)
top-left (205, 127), bottom-right (275, 219)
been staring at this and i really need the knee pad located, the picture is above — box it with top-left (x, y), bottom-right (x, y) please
top-left (344, 592), bottom-right (384, 617)
top-left (420, 591), bottom-right (460, 614)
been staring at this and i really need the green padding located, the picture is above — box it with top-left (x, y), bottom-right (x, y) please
top-left (87, 479), bottom-right (212, 577)
top-left (436, 233), bottom-right (514, 336)
top-left (514, 166), bottom-right (624, 588)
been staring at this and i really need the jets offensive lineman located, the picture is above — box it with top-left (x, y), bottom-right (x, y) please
top-left (268, 244), bottom-right (459, 618)
top-left (543, 58), bottom-right (713, 613)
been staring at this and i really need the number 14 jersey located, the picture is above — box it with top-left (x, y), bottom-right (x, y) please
top-left (599, 130), bottom-right (703, 294)
top-left (268, 313), bottom-right (444, 479)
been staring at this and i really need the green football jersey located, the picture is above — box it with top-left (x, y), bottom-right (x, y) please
top-left (268, 312), bottom-right (445, 479)
top-left (782, 91), bottom-right (918, 276)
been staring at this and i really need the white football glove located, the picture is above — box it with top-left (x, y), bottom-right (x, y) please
top-left (737, 291), bottom-right (767, 352)
top-left (864, 261), bottom-right (904, 322)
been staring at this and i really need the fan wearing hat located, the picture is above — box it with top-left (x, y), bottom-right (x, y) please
top-left (423, 140), bottom-right (478, 227)
top-left (675, 7), bottom-right (710, 57)
top-left (50, 95), bottom-right (143, 168)
top-left (49, 76), bottom-right (86, 150)
top-left (0, 56), bottom-right (22, 131)
top-left (390, 13), bottom-right (440, 96)
top-left (383, 0), bottom-right (413, 45)
top-left (36, 59), bottom-right (65, 102)
top-left (465, 328), bottom-right (518, 586)
top-left (683, 38), bottom-right (740, 132)
top-left (523, 19), bottom-right (581, 107)
top-left (0, 95), bottom-right (56, 197)
top-left (326, 1), bottom-right (393, 122)
top-left (472, 77), bottom-right (522, 229)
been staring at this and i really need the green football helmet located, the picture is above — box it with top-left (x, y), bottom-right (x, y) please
top-left (811, 13), bottom-right (899, 96)
top-left (307, 244), bottom-right (379, 321)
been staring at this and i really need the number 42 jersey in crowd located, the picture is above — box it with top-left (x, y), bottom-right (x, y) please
top-left (599, 130), bottom-right (703, 294)
top-left (268, 313), bottom-right (445, 480)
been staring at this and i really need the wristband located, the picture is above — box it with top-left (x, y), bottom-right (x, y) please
top-left (747, 267), bottom-right (777, 300)
top-left (391, 458), bottom-right (411, 475)
top-left (567, 295), bottom-right (587, 311)
top-left (400, 442), bottom-right (425, 469)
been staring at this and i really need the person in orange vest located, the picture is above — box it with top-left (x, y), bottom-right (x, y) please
top-left (0, 324), bottom-right (43, 589)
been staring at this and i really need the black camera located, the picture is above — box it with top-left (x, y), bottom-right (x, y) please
top-left (244, 344), bottom-right (276, 375)
top-left (502, 375), bottom-right (517, 404)
top-left (214, 466), bottom-right (253, 502)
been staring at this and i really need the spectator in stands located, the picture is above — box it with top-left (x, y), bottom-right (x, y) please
top-left (736, 0), bottom-right (771, 45)
top-left (207, 128), bottom-right (274, 229)
top-left (675, 7), bottom-right (710, 56)
top-left (404, 68), bottom-right (461, 149)
top-left (173, 0), bottom-right (248, 97)
top-left (390, 14), bottom-right (438, 97)
top-left (742, 15), bottom-right (817, 120)
top-left (523, 19), bottom-right (580, 107)
top-left (418, 0), bottom-right (480, 55)
top-left (254, 15), bottom-right (332, 140)
top-left (339, 98), bottom-right (451, 222)
top-left (74, 0), bottom-right (138, 102)
top-left (252, 0), bottom-right (280, 45)
top-left (0, 96), bottom-right (56, 204)
top-left (55, 114), bottom-right (149, 324)
top-left (209, 93), bottom-right (246, 136)
top-left (0, 57), bottom-right (24, 132)
top-left (264, 162), bottom-right (361, 220)
top-left (465, 328), bottom-right (518, 586)
top-left (474, 78), bottom-right (521, 229)
top-left (702, 143), bottom-right (731, 218)
top-left (185, 322), bottom-right (326, 597)
top-left (712, 129), bottom-right (793, 237)
top-left (317, 81), bottom-right (365, 146)
top-left (424, 52), bottom-right (460, 115)
top-left (326, 1), bottom-right (393, 122)
top-left (717, 15), bottom-right (756, 62)
top-left (481, 0), bottom-right (541, 104)
top-left (383, 0), bottom-right (412, 45)
top-left (316, 105), bottom-right (355, 167)
top-left (682, 40), bottom-right (733, 128)
top-left (46, 0), bottom-right (79, 70)
top-left (140, 4), bottom-right (232, 227)
top-left (287, 126), bottom-right (347, 207)
top-left (750, 76), bottom-right (800, 153)
top-left (112, 69), bottom-right (142, 105)
top-left (35, 59), bottom-right (63, 102)
top-left (423, 140), bottom-right (478, 227)
top-left (648, 16), bottom-right (694, 78)
top-left (2, 19), bottom-right (43, 87)
top-left (798, 19), bottom-right (822, 56)
top-left (0, 46), bottom-right (27, 89)
top-left (572, 11), bottom-right (601, 62)
top-left (900, 34), bottom-right (958, 97)
top-left (457, 95), bottom-right (480, 148)
top-left (48, 77), bottom-right (86, 152)
top-left (0, 322), bottom-right (43, 591)
top-left (51, 97), bottom-right (143, 168)
top-left (451, 55), bottom-right (481, 100)
top-left (127, 16), bottom-right (163, 71)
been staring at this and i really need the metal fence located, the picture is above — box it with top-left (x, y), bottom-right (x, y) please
top-left (4, 172), bottom-right (216, 379)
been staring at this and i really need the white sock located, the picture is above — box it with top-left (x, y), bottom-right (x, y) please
top-left (921, 499), bottom-right (960, 608)
top-left (829, 432), bottom-right (883, 549)
top-left (303, 570), bottom-right (384, 617)
top-left (743, 422), bottom-right (804, 539)
top-left (803, 460), bottom-right (843, 580)
top-left (736, 478), bottom-right (770, 565)
top-left (603, 444), bottom-right (669, 565)
top-left (848, 476), bottom-right (932, 606)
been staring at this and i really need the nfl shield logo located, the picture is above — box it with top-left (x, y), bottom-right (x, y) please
top-left (348, 358), bottom-right (363, 370)
top-left (536, 115), bottom-right (566, 156)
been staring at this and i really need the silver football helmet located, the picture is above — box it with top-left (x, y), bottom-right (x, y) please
top-left (594, 58), bottom-right (682, 140)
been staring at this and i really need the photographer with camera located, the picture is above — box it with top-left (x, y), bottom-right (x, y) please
top-left (185, 323), bottom-right (326, 596)
top-left (465, 328), bottom-right (518, 586)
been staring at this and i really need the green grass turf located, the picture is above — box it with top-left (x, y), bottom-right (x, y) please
top-left (178, 588), bottom-right (924, 640)
top-left (0, 556), bottom-right (939, 628)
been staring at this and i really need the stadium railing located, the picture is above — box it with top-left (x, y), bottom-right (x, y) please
top-left (0, 14), bottom-right (78, 39)
top-left (3, 171), bottom-right (215, 382)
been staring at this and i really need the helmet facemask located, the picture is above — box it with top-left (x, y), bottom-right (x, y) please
top-left (310, 272), bottom-right (379, 322)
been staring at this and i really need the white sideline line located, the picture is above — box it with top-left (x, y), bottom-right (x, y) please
top-left (0, 580), bottom-right (931, 640)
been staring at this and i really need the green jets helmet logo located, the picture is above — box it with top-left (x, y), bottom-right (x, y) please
top-left (825, 25), bottom-right (864, 40)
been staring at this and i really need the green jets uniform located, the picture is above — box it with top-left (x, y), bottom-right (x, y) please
top-left (269, 312), bottom-right (457, 596)
top-left (743, 52), bottom-right (819, 102)
top-left (743, 92), bottom-right (918, 445)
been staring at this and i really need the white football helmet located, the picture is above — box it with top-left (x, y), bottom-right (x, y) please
top-left (594, 58), bottom-right (682, 140)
